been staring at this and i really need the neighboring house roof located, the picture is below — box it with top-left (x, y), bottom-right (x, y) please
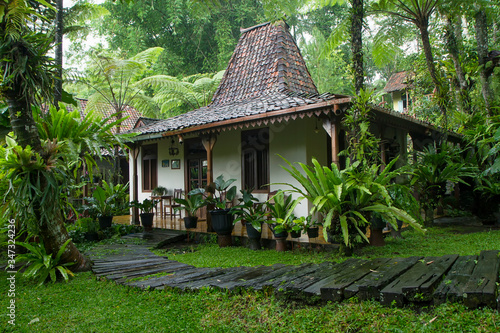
top-left (383, 71), bottom-right (414, 93)
top-left (77, 99), bottom-right (143, 134)
top-left (134, 117), bottom-right (162, 129)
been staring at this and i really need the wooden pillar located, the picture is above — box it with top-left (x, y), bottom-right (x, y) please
top-left (323, 116), bottom-right (340, 168)
top-left (131, 144), bottom-right (141, 225)
top-left (380, 141), bottom-right (387, 172)
top-left (201, 134), bottom-right (217, 185)
top-left (201, 134), bottom-right (217, 232)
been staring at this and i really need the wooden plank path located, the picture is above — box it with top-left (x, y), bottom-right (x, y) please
top-left (87, 233), bottom-right (500, 309)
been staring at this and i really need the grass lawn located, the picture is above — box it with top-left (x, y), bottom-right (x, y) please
top-left (1, 226), bottom-right (499, 332)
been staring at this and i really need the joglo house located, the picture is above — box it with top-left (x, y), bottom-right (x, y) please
top-left (126, 21), bottom-right (459, 227)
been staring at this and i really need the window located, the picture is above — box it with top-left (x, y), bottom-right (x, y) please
top-left (142, 144), bottom-right (157, 191)
top-left (241, 128), bottom-right (269, 191)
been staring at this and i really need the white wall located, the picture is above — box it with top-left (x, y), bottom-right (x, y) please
top-left (132, 117), bottom-right (329, 218)
top-left (130, 138), bottom-right (185, 203)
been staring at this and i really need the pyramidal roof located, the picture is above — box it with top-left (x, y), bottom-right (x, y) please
top-left (211, 21), bottom-right (318, 106)
top-left (131, 21), bottom-right (344, 136)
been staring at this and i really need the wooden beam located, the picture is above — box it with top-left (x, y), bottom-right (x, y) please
top-left (131, 144), bottom-right (141, 225)
top-left (159, 98), bottom-right (352, 137)
top-left (323, 117), bottom-right (340, 168)
top-left (201, 134), bottom-right (217, 186)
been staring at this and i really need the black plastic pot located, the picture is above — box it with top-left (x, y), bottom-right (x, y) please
top-left (184, 216), bottom-right (198, 229)
top-left (272, 229), bottom-right (288, 239)
top-left (290, 230), bottom-right (301, 238)
top-left (246, 223), bottom-right (262, 239)
top-left (98, 215), bottom-right (113, 230)
top-left (307, 227), bottom-right (319, 238)
top-left (140, 212), bottom-right (154, 228)
top-left (209, 209), bottom-right (234, 235)
top-left (84, 232), bottom-right (99, 242)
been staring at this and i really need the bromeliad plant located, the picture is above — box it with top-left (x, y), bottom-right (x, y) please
top-left (17, 239), bottom-right (74, 285)
top-left (174, 192), bottom-right (205, 217)
top-left (230, 189), bottom-right (268, 232)
top-left (266, 190), bottom-right (303, 234)
top-left (280, 156), bottom-right (424, 250)
top-left (409, 144), bottom-right (476, 226)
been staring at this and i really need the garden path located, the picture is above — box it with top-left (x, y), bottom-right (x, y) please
top-left (86, 230), bottom-right (500, 310)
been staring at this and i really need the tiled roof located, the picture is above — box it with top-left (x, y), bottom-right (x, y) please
top-left (77, 99), bottom-right (143, 134)
top-left (132, 21), bottom-right (328, 137)
top-left (211, 21), bottom-right (318, 106)
top-left (131, 90), bottom-right (343, 135)
top-left (383, 71), bottom-right (414, 93)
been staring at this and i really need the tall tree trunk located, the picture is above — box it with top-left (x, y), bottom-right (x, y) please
top-left (445, 16), bottom-right (471, 114)
top-left (418, 21), bottom-right (448, 124)
top-left (474, 8), bottom-right (493, 117)
top-left (54, 0), bottom-right (64, 107)
top-left (6, 86), bottom-right (91, 272)
top-left (351, 0), bottom-right (364, 94)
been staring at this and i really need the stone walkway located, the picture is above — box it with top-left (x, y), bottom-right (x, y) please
top-left (86, 230), bottom-right (500, 310)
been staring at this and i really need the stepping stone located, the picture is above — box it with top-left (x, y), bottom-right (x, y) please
top-left (380, 254), bottom-right (458, 307)
top-left (345, 256), bottom-right (422, 300)
top-left (433, 255), bottom-right (477, 305)
top-left (462, 250), bottom-right (500, 308)
top-left (318, 258), bottom-right (392, 302)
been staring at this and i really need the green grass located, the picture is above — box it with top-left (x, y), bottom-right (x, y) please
top-left (155, 227), bottom-right (500, 268)
top-left (2, 226), bottom-right (499, 332)
top-left (1, 271), bottom-right (498, 332)
top-left (154, 244), bottom-right (336, 268)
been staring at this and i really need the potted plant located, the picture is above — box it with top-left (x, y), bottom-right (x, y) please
top-left (130, 199), bottom-right (157, 230)
top-left (289, 216), bottom-right (304, 238)
top-left (152, 186), bottom-right (168, 197)
top-left (300, 215), bottom-right (321, 238)
top-left (174, 193), bottom-right (205, 229)
top-left (230, 189), bottom-right (268, 249)
top-left (83, 186), bottom-right (117, 230)
top-left (266, 191), bottom-right (303, 238)
top-left (192, 175), bottom-right (237, 237)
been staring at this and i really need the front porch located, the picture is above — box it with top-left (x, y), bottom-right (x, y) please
top-left (113, 214), bottom-right (330, 245)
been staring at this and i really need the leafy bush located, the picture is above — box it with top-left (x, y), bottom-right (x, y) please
top-left (280, 156), bottom-right (424, 249)
top-left (17, 239), bottom-right (74, 285)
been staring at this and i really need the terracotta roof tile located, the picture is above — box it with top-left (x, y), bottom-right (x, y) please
top-left (383, 71), bottom-right (414, 93)
top-left (76, 99), bottom-right (143, 134)
top-left (211, 21), bottom-right (318, 106)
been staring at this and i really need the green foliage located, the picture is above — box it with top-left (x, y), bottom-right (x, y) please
top-left (230, 189), bottom-right (268, 231)
top-left (174, 193), bottom-right (205, 217)
top-left (96, 0), bottom-right (264, 76)
top-left (265, 190), bottom-right (303, 233)
top-left (341, 88), bottom-right (380, 163)
top-left (81, 47), bottom-right (164, 120)
top-left (280, 156), bottom-right (424, 248)
top-left (152, 186), bottom-right (168, 196)
top-left (191, 174), bottom-right (237, 210)
top-left (130, 198), bottom-right (158, 214)
top-left (17, 239), bottom-right (74, 285)
top-left (135, 70), bottom-right (224, 118)
top-left (83, 181), bottom-right (129, 217)
top-left (409, 143), bottom-right (476, 225)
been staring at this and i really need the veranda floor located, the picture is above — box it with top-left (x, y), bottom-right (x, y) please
top-left (113, 214), bottom-right (329, 245)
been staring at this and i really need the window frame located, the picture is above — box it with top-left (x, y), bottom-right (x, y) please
top-left (241, 128), bottom-right (270, 193)
top-left (142, 143), bottom-right (158, 192)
